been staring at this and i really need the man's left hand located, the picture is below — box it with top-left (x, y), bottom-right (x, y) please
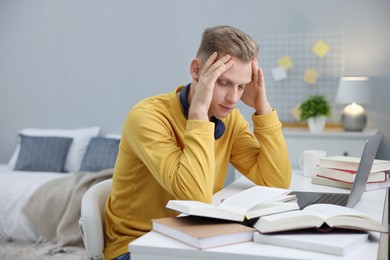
top-left (240, 59), bottom-right (273, 115)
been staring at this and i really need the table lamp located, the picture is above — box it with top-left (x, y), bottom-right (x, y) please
top-left (336, 77), bottom-right (371, 131)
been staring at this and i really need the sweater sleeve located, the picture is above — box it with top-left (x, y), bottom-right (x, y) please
top-left (230, 110), bottom-right (291, 188)
top-left (123, 108), bottom-right (216, 203)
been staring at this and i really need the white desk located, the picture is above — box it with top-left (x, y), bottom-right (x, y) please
top-left (129, 171), bottom-right (388, 260)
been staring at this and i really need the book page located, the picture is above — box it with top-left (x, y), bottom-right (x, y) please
top-left (303, 204), bottom-right (387, 232)
top-left (245, 202), bottom-right (299, 219)
top-left (256, 209), bottom-right (308, 221)
top-left (166, 200), bottom-right (244, 221)
top-left (253, 209), bottom-right (325, 233)
top-left (303, 204), bottom-right (374, 220)
top-left (218, 186), bottom-right (290, 214)
top-left (166, 200), bottom-right (217, 214)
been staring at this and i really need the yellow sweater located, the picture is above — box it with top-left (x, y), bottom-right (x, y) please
top-left (103, 86), bottom-right (291, 259)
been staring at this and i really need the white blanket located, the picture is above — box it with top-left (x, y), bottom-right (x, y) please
top-left (0, 166), bottom-right (113, 247)
top-left (0, 168), bottom-right (69, 241)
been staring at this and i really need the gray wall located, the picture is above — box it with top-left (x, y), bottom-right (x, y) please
top-left (1, 0), bottom-right (389, 164)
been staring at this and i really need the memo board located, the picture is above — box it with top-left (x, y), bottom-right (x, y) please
top-left (258, 33), bottom-right (345, 123)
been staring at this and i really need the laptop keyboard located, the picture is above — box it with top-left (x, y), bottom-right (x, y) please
top-left (310, 193), bottom-right (349, 206)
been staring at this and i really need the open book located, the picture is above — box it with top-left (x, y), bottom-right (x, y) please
top-left (166, 186), bottom-right (298, 222)
top-left (254, 204), bottom-right (388, 233)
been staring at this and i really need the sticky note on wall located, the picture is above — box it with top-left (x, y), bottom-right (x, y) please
top-left (271, 66), bottom-right (287, 81)
top-left (277, 55), bottom-right (293, 70)
top-left (303, 68), bottom-right (319, 85)
top-left (312, 40), bottom-right (330, 58)
top-left (290, 104), bottom-right (301, 121)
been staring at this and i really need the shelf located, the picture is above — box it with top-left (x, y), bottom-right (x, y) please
top-left (282, 127), bottom-right (378, 138)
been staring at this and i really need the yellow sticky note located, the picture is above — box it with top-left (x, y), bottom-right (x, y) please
top-left (303, 69), bottom-right (319, 85)
top-left (312, 40), bottom-right (330, 58)
top-left (277, 55), bottom-right (293, 70)
top-left (290, 104), bottom-right (301, 121)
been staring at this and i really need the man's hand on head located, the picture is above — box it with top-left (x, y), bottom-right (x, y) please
top-left (240, 59), bottom-right (273, 115)
top-left (188, 52), bottom-right (233, 121)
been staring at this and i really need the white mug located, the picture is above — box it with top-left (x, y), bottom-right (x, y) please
top-left (299, 150), bottom-right (327, 178)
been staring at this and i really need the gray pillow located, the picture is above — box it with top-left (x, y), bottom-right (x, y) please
top-left (79, 137), bottom-right (119, 172)
top-left (14, 134), bottom-right (73, 172)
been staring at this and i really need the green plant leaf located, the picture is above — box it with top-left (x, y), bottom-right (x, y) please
top-left (299, 95), bottom-right (331, 122)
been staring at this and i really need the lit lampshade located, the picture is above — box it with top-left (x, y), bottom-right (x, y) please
top-left (336, 77), bottom-right (371, 131)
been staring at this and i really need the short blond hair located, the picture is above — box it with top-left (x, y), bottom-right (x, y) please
top-left (196, 25), bottom-right (259, 62)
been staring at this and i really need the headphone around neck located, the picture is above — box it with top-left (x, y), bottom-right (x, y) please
top-left (180, 84), bottom-right (225, 140)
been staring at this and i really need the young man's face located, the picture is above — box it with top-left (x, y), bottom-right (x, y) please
top-left (209, 56), bottom-right (253, 119)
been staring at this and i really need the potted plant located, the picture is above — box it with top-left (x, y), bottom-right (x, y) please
top-left (299, 95), bottom-right (331, 133)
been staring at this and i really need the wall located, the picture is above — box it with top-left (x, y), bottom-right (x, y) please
top-left (0, 0), bottom-right (389, 164)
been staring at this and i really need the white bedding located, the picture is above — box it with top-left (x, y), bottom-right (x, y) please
top-left (0, 165), bottom-right (71, 242)
top-left (0, 127), bottom-right (118, 243)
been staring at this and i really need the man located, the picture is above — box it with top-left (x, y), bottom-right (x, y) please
top-left (104, 25), bottom-right (291, 260)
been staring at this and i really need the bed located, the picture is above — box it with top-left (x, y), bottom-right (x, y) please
top-left (0, 127), bottom-right (119, 258)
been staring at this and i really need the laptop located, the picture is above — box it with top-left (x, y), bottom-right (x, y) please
top-left (291, 131), bottom-right (383, 209)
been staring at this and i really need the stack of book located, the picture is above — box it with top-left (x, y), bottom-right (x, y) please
top-left (312, 155), bottom-right (390, 191)
top-left (152, 191), bottom-right (388, 255)
top-left (152, 185), bottom-right (299, 249)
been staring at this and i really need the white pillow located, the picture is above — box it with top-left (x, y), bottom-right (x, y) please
top-left (8, 127), bottom-right (100, 173)
top-left (105, 134), bottom-right (121, 139)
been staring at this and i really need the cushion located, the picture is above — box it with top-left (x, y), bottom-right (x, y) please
top-left (8, 127), bottom-right (100, 172)
top-left (104, 134), bottom-right (121, 139)
top-left (14, 135), bottom-right (73, 172)
top-left (79, 137), bottom-right (120, 172)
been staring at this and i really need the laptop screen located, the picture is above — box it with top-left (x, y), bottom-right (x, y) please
top-left (346, 132), bottom-right (383, 207)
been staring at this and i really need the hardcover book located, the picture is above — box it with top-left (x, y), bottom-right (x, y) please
top-left (152, 216), bottom-right (255, 249)
top-left (312, 176), bottom-right (390, 191)
top-left (318, 156), bottom-right (390, 172)
top-left (317, 167), bottom-right (387, 183)
top-left (253, 230), bottom-right (369, 256)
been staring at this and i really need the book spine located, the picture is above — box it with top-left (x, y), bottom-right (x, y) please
top-left (317, 167), bottom-right (387, 183)
top-left (319, 158), bottom-right (390, 172)
top-left (312, 176), bottom-right (390, 191)
top-left (317, 174), bottom-right (386, 184)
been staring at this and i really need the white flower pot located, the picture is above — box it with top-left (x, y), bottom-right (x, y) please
top-left (307, 116), bottom-right (326, 133)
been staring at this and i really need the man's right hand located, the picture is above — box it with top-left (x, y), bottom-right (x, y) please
top-left (188, 52), bottom-right (233, 121)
